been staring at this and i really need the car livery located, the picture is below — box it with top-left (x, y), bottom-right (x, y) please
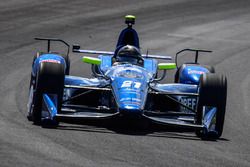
top-left (27, 15), bottom-right (227, 140)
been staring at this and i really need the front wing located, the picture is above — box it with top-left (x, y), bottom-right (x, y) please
top-left (41, 86), bottom-right (218, 134)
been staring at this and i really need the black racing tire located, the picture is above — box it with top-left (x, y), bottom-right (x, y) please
top-left (195, 73), bottom-right (227, 139)
top-left (62, 54), bottom-right (70, 75)
top-left (175, 64), bottom-right (215, 83)
top-left (32, 62), bottom-right (65, 126)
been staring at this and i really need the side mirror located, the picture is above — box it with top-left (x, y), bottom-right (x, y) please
top-left (72, 44), bottom-right (80, 52)
top-left (158, 63), bottom-right (176, 70)
top-left (82, 56), bottom-right (101, 65)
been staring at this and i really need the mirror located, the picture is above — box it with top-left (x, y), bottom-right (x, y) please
top-left (72, 44), bottom-right (80, 50)
top-left (82, 56), bottom-right (101, 65)
top-left (158, 63), bottom-right (176, 70)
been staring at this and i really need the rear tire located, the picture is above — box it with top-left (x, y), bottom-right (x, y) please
top-left (32, 62), bottom-right (65, 126)
top-left (196, 73), bottom-right (227, 139)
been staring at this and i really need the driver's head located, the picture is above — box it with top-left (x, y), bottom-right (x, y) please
top-left (116, 45), bottom-right (143, 65)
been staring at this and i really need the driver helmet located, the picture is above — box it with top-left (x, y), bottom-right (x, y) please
top-left (116, 45), bottom-right (143, 65)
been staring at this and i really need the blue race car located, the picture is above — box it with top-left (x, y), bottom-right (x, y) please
top-left (27, 15), bottom-right (227, 140)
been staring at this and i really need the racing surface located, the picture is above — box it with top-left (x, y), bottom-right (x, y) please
top-left (1, 0), bottom-right (250, 166)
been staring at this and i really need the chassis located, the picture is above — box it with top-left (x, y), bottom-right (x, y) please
top-left (27, 15), bottom-right (227, 140)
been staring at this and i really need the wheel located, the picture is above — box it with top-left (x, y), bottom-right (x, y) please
top-left (30, 62), bottom-right (65, 126)
top-left (195, 73), bottom-right (227, 139)
top-left (175, 64), bottom-right (215, 83)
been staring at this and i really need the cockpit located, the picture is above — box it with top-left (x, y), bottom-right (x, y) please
top-left (114, 45), bottom-right (144, 66)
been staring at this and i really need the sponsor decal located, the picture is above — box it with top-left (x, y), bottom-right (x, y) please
top-left (188, 70), bottom-right (205, 75)
top-left (122, 101), bottom-right (141, 106)
top-left (179, 97), bottom-right (197, 112)
top-left (40, 59), bottom-right (61, 64)
top-left (121, 81), bottom-right (141, 89)
top-left (120, 98), bottom-right (141, 102)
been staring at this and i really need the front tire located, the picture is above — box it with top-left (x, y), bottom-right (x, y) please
top-left (31, 62), bottom-right (65, 126)
top-left (196, 73), bottom-right (227, 139)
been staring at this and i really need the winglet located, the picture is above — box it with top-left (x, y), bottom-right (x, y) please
top-left (82, 56), bottom-right (101, 65)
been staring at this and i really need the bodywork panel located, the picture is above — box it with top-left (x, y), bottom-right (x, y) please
top-left (31, 50), bottom-right (218, 135)
top-left (179, 65), bottom-right (209, 84)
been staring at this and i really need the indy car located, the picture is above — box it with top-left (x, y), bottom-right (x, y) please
top-left (27, 15), bottom-right (227, 139)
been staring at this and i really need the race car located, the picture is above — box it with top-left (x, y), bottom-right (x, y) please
top-left (27, 15), bottom-right (227, 140)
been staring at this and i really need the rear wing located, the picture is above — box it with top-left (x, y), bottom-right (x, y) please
top-left (72, 45), bottom-right (172, 60)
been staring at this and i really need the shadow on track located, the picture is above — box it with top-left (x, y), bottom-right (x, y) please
top-left (52, 118), bottom-right (229, 142)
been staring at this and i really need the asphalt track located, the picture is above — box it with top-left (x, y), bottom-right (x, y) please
top-left (1, 0), bottom-right (250, 166)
